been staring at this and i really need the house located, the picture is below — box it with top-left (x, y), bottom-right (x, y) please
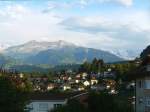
top-left (68, 76), bottom-right (72, 81)
top-left (75, 77), bottom-right (81, 84)
top-left (78, 86), bottom-right (85, 91)
top-left (135, 66), bottom-right (150, 112)
top-left (90, 77), bottom-right (98, 85)
top-left (103, 71), bottom-right (115, 78)
top-left (133, 56), bottom-right (150, 112)
top-left (81, 73), bottom-right (88, 79)
top-left (26, 93), bottom-right (68, 112)
top-left (109, 89), bottom-right (118, 94)
top-left (76, 74), bottom-right (81, 78)
top-left (47, 83), bottom-right (55, 91)
top-left (61, 83), bottom-right (71, 91)
top-left (83, 80), bottom-right (90, 86)
top-left (19, 73), bottom-right (24, 78)
top-left (104, 79), bottom-right (116, 89)
top-left (91, 84), bottom-right (106, 91)
top-left (26, 92), bottom-right (88, 112)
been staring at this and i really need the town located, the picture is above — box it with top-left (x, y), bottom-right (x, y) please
top-left (0, 58), bottom-right (138, 112)
top-left (0, 0), bottom-right (148, 112)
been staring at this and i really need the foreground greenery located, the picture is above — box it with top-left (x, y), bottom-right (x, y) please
top-left (51, 99), bottom-right (87, 112)
top-left (0, 74), bottom-right (31, 112)
top-left (51, 91), bottom-right (134, 112)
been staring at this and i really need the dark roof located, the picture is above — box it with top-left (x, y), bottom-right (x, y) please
top-left (128, 56), bottom-right (150, 80)
top-left (129, 66), bottom-right (150, 79)
top-left (30, 92), bottom-right (85, 101)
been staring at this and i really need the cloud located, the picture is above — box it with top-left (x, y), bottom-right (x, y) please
top-left (43, 1), bottom-right (71, 12)
top-left (95, 0), bottom-right (133, 6)
top-left (43, 0), bottom-right (133, 12)
top-left (0, 4), bottom-right (63, 44)
top-left (60, 12), bottom-right (150, 35)
top-left (0, 4), bottom-right (29, 18)
top-left (59, 11), bottom-right (150, 50)
top-left (116, 0), bottom-right (133, 6)
top-left (60, 16), bottom-right (118, 34)
top-left (0, 1), bottom-right (149, 56)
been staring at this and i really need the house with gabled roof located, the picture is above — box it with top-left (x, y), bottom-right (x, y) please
top-left (25, 92), bottom-right (88, 112)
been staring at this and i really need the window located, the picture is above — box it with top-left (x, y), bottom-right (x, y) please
top-left (138, 80), bottom-right (145, 88)
top-left (146, 98), bottom-right (150, 106)
top-left (25, 104), bottom-right (33, 111)
top-left (39, 103), bottom-right (48, 111)
top-left (139, 80), bottom-right (142, 88)
top-left (145, 80), bottom-right (150, 89)
top-left (28, 104), bottom-right (33, 110)
top-left (147, 100), bottom-right (150, 106)
top-left (139, 98), bottom-right (143, 104)
top-left (147, 65), bottom-right (150, 71)
top-left (54, 104), bottom-right (62, 108)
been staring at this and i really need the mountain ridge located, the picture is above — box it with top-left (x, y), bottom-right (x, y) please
top-left (0, 40), bottom-right (124, 66)
top-left (4, 40), bottom-right (77, 59)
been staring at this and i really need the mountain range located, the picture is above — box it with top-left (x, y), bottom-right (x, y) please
top-left (0, 40), bottom-right (124, 69)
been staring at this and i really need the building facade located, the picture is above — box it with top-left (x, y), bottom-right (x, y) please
top-left (27, 100), bottom-right (67, 112)
top-left (26, 92), bottom-right (87, 112)
top-left (26, 93), bottom-right (68, 112)
top-left (136, 65), bottom-right (150, 112)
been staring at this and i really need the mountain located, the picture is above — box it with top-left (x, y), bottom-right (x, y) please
top-left (10, 65), bottom-right (48, 73)
top-left (0, 43), bottom-right (12, 52)
top-left (26, 47), bottom-right (123, 65)
top-left (110, 49), bottom-right (140, 60)
top-left (3, 40), bottom-right (123, 65)
top-left (4, 40), bottom-right (76, 59)
top-left (0, 54), bottom-right (10, 67)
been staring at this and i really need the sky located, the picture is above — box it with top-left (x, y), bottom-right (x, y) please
top-left (0, 0), bottom-right (150, 53)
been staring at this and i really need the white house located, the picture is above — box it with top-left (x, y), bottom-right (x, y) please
top-left (61, 83), bottom-right (71, 91)
top-left (26, 93), bottom-right (68, 112)
top-left (83, 80), bottom-right (90, 86)
top-left (26, 92), bottom-right (87, 112)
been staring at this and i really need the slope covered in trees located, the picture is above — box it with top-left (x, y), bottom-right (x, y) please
top-left (140, 45), bottom-right (150, 59)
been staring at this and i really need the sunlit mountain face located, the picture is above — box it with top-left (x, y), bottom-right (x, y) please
top-left (1, 40), bottom-right (123, 65)
top-left (0, 40), bottom-right (143, 60)
top-left (4, 40), bottom-right (76, 58)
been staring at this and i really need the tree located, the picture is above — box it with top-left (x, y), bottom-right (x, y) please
top-left (50, 99), bottom-right (87, 112)
top-left (79, 58), bottom-right (105, 74)
top-left (140, 45), bottom-right (150, 59)
top-left (51, 91), bottom-right (133, 112)
top-left (0, 75), bottom-right (30, 112)
top-left (91, 58), bottom-right (98, 73)
top-left (79, 61), bottom-right (91, 73)
top-left (88, 91), bottom-right (115, 112)
top-left (88, 91), bottom-right (133, 112)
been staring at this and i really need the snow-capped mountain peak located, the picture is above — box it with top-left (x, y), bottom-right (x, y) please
top-left (0, 44), bottom-right (10, 52)
top-left (110, 49), bottom-right (140, 60)
top-left (4, 40), bottom-right (76, 54)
